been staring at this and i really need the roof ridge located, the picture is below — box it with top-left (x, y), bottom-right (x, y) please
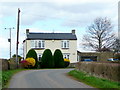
top-left (29, 32), bottom-right (72, 34)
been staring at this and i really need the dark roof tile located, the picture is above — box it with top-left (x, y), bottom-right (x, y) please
top-left (26, 33), bottom-right (77, 40)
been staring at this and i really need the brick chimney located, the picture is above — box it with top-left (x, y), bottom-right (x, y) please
top-left (72, 29), bottom-right (75, 35)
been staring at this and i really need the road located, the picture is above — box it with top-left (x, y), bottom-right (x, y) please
top-left (9, 69), bottom-right (94, 88)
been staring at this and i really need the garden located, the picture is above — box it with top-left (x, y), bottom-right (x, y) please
top-left (20, 49), bottom-right (70, 69)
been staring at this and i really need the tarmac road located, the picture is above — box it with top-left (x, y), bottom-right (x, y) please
top-left (9, 69), bottom-right (94, 88)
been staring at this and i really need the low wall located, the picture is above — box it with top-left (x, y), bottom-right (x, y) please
top-left (0, 59), bottom-right (9, 71)
top-left (69, 63), bottom-right (77, 68)
top-left (76, 62), bottom-right (120, 82)
top-left (0, 58), bottom-right (18, 71)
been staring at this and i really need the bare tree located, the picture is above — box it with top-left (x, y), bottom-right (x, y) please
top-left (82, 17), bottom-right (115, 52)
top-left (113, 38), bottom-right (120, 53)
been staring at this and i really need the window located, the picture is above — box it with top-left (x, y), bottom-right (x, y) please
top-left (31, 40), bottom-right (45, 48)
top-left (63, 53), bottom-right (70, 59)
top-left (61, 40), bottom-right (69, 48)
top-left (31, 40), bottom-right (34, 48)
top-left (38, 54), bottom-right (42, 61)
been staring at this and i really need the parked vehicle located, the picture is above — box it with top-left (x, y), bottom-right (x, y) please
top-left (107, 58), bottom-right (119, 61)
top-left (83, 59), bottom-right (93, 61)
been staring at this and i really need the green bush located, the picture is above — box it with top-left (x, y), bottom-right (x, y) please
top-left (40, 49), bottom-right (54, 68)
top-left (53, 49), bottom-right (65, 68)
top-left (26, 49), bottom-right (38, 68)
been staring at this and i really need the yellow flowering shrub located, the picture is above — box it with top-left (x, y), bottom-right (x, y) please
top-left (64, 58), bottom-right (70, 62)
top-left (26, 58), bottom-right (36, 67)
top-left (64, 58), bottom-right (70, 67)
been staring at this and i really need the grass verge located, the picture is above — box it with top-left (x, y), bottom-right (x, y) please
top-left (68, 70), bottom-right (120, 89)
top-left (2, 69), bottom-right (28, 88)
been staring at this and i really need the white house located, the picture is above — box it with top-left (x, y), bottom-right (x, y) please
top-left (23, 29), bottom-right (77, 63)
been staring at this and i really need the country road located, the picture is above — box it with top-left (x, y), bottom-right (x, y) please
top-left (9, 69), bottom-right (94, 88)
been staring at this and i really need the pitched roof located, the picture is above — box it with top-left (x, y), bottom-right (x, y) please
top-left (26, 32), bottom-right (77, 40)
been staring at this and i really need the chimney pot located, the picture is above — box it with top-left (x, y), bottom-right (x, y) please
top-left (26, 29), bottom-right (29, 35)
top-left (72, 29), bottom-right (75, 35)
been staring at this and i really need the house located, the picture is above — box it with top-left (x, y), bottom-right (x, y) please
top-left (23, 29), bottom-right (77, 63)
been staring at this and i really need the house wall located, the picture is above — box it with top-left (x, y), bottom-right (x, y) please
top-left (24, 40), bottom-right (77, 63)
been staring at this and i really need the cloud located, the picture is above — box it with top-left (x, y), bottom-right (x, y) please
top-left (1, 0), bottom-right (118, 27)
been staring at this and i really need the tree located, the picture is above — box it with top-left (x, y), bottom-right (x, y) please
top-left (53, 49), bottom-right (65, 68)
top-left (113, 38), bottom-right (120, 53)
top-left (40, 49), bottom-right (54, 68)
top-left (26, 49), bottom-right (38, 68)
top-left (82, 17), bottom-right (115, 52)
top-left (12, 54), bottom-right (22, 63)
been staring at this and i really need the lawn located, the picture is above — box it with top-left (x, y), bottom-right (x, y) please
top-left (68, 70), bottom-right (120, 89)
top-left (0, 71), bottom-right (2, 90)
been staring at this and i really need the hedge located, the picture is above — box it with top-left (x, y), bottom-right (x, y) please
top-left (76, 62), bottom-right (120, 82)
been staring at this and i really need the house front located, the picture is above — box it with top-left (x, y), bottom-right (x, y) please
top-left (23, 29), bottom-right (77, 63)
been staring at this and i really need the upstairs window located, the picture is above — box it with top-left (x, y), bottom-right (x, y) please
top-left (31, 40), bottom-right (45, 48)
top-left (61, 40), bottom-right (69, 49)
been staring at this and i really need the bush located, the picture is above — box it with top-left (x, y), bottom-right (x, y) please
top-left (26, 58), bottom-right (36, 68)
top-left (64, 59), bottom-right (70, 67)
top-left (26, 49), bottom-right (38, 68)
top-left (40, 49), bottom-right (54, 68)
top-left (53, 49), bottom-right (65, 68)
top-left (20, 58), bottom-right (36, 69)
top-left (20, 60), bottom-right (28, 68)
top-left (76, 62), bottom-right (120, 82)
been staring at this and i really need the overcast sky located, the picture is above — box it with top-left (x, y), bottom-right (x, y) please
top-left (0, 0), bottom-right (119, 59)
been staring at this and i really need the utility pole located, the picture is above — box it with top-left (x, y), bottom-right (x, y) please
top-left (5, 27), bottom-right (14, 59)
top-left (16, 8), bottom-right (20, 67)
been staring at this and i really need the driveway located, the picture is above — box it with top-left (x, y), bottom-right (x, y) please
top-left (9, 69), bottom-right (94, 88)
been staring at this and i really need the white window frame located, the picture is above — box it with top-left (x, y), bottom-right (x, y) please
top-left (61, 40), bottom-right (69, 49)
top-left (31, 40), bottom-right (45, 48)
top-left (31, 40), bottom-right (34, 48)
top-left (63, 53), bottom-right (70, 59)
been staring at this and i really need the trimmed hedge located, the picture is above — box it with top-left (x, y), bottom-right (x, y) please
top-left (40, 49), bottom-right (54, 68)
top-left (76, 62), bottom-right (120, 82)
top-left (53, 49), bottom-right (65, 68)
top-left (26, 49), bottom-right (38, 68)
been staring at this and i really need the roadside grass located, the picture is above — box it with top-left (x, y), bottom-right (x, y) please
top-left (0, 71), bottom-right (2, 89)
top-left (2, 69), bottom-right (29, 88)
top-left (68, 70), bottom-right (120, 89)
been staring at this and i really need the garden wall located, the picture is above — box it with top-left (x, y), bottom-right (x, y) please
top-left (76, 62), bottom-right (120, 82)
top-left (0, 58), bottom-right (18, 71)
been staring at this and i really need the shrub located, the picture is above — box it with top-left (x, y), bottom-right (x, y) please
top-left (76, 62), bottom-right (120, 82)
top-left (53, 49), bottom-right (65, 68)
top-left (20, 58), bottom-right (35, 69)
top-left (40, 49), bottom-right (54, 68)
top-left (20, 60), bottom-right (29, 68)
top-left (26, 49), bottom-right (38, 68)
top-left (26, 58), bottom-right (35, 67)
top-left (64, 59), bottom-right (70, 67)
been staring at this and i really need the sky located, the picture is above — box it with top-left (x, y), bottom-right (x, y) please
top-left (0, 0), bottom-right (119, 59)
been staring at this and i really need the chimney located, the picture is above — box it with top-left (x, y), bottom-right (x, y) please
top-left (72, 29), bottom-right (75, 35)
top-left (26, 29), bottom-right (29, 35)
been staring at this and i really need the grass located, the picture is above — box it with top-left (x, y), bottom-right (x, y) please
top-left (0, 71), bottom-right (2, 90)
top-left (2, 69), bottom-right (28, 88)
top-left (68, 70), bottom-right (120, 89)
